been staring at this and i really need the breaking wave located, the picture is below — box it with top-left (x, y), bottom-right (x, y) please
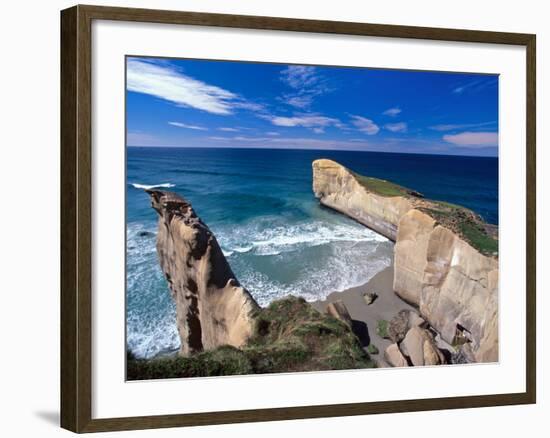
top-left (130, 182), bottom-right (175, 190)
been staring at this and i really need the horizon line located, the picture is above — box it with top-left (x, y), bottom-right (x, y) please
top-left (125, 144), bottom-right (498, 158)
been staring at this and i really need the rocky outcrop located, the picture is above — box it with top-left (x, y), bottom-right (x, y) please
top-left (400, 326), bottom-right (446, 366)
top-left (312, 159), bottom-right (499, 363)
top-left (388, 309), bottom-right (426, 344)
top-left (313, 159), bottom-right (413, 240)
top-left (394, 209), bottom-right (499, 363)
top-left (146, 190), bottom-right (259, 356)
top-left (384, 343), bottom-right (409, 367)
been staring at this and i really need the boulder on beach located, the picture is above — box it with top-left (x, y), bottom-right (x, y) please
top-left (388, 309), bottom-right (425, 343)
top-left (363, 292), bottom-right (378, 305)
top-left (384, 344), bottom-right (409, 368)
top-left (400, 326), bottom-right (446, 366)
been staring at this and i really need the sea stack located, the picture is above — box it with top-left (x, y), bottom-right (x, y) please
top-left (146, 189), bottom-right (259, 356)
top-left (312, 159), bottom-right (499, 363)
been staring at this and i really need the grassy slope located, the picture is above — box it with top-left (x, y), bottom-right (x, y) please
top-left (353, 173), bottom-right (414, 197)
top-left (127, 296), bottom-right (374, 380)
top-left (352, 171), bottom-right (498, 256)
top-left (417, 201), bottom-right (498, 255)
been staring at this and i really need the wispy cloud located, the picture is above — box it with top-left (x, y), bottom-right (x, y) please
top-left (261, 113), bottom-right (343, 133)
top-left (442, 131), bottom-right (498, 147)
top-left (429, 121), bottom-right (497, 132)
top-left (204, 134), bottom-right (461, 155)
top-left (385, 122), bottom-right (407, 133)
top-left (281, 66), bottom-right (320, 89)
top-left (267, 131), bottom-right (280, 136)
top-left (383, 107), bottom-right (402, 117)
top-left (127, 58), bottom-right (257, 115)
top-left (208, 134), bottom-right (376, 151)
top-left (279, 65), bottom-right (331, 109)
top-left (350, 115), bottom-right (379, 135)
top-left (285, 95), bottom-right (314, 109)
top-left (168, 121), bottom-right (208, 130)
top-left (217, 127), bottom-right (240, 132)
top-left (452, 77), bottom-right (498, 94)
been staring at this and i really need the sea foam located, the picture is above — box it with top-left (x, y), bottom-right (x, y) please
top-left (130, 182), bottom-right (175, 190)
top-left (215, 218), bottom-right (393, 306)
top-left (126, 223), bottom-right (180, 358)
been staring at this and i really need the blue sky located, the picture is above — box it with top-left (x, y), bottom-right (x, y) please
top-left (126, 56), bottom-right (498, 156)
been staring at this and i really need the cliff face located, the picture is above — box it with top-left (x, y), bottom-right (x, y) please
top-left (313, 159), bottom-right (413, 240)
top-left (312, 159), bottom-right (499, 363)
top-left (146, 190), bottom-right (259, 356)
top-left (394, 210), bottom-right (499, 362)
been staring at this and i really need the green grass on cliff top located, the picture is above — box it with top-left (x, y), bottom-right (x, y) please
top-left (353, 173), bottom-right (415, 197)
top-left (127, 296), bottom-right (374, 380)
top-left (418, 201), bottom-right (498, 256)
top-left (352, 170), bottom-right (498, 256)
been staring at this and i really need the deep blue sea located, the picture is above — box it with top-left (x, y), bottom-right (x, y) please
top-left (126, 147), bottom-right (498, 358)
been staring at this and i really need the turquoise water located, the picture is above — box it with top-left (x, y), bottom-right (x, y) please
top-left (126, 147), bottom-right (498, 358)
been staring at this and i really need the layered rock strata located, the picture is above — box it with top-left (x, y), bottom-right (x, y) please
top-left (146, 190), bottom-right (259, 356)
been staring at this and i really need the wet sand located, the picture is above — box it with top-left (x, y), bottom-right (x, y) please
top-left (312, 265), bottom-right (417, 367)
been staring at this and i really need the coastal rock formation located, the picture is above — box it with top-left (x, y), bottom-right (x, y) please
top-left (384, 343), bottom-right (409, 367)
top-left (400, 326), bottom-right (446, 366)
top-left (388, 309), bottom-right (425, 344)
top-left (312, 159), bottom-right (499, 363)
top-left (394, 209), bottom-right (499, 363)
top-left (146, 190), bottom-right (259, 356)
top-left (313, 159), bottom-right (414, 240)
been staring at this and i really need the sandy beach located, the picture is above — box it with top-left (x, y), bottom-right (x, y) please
top-left (312, 265), bottom-right (417, 367)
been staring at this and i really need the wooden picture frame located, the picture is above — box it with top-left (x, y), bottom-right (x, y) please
top-left (61, 4), bottom-right (536, 433)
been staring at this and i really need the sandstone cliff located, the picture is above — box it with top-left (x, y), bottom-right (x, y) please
top-left (312, 159), bottom-right (499, 363)
top-left (313, 159), bottom-right (414, 240)
top-left (394, 209), bottom-right (499, 362)
top-left (146, 190), bottom-right (259, 356)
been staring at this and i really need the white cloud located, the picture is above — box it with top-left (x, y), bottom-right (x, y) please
top-left (285, 95), bottom-right (314, 109)
top-left (280, 66), bottom-right (319, 89)
top-left (232, 101), bottom-right (265, 112)
top-left (218, 127), bottom-right (239, 132)
top-left (383, 107), bottom-right (402, 117)
top-left (429, 121), bottom-right (497, 131)
top-left (279, 65), bottom-right (331, 109)
top-left (350, 115), bottom-right (380, 135)
top-left (267, 131), bottom-right (280, 136)
top-left (168, 121), bottom-right (208, 130)
top-left (262, 113), bottom-right (343, 131)
top-left (442, 131), bottom-right (498, 147)
top-left (208, 134), bottom-right (375, 151)
top-left (385, 122), bottom-right (407, 133)
top-left (127, 58), bottom-right (253, 115)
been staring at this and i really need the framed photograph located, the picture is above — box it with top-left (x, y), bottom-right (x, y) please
top-left (60, 5), bottom-right (536, 433)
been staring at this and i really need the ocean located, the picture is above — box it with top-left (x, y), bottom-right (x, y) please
top-left (126, 147), bottom-right (498, 358)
